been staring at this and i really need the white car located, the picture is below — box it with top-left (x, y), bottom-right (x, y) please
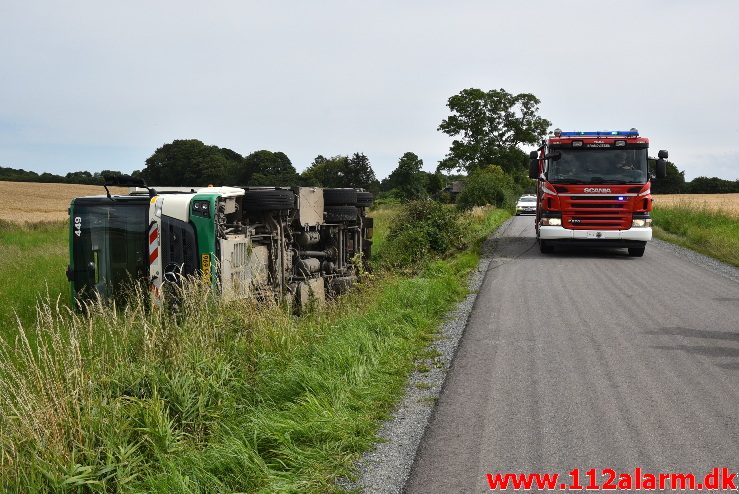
top-left (515, 194), bottom-right (537, 215)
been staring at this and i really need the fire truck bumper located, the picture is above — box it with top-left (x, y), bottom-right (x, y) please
top-left (540, 226), bottom-right (652, 243)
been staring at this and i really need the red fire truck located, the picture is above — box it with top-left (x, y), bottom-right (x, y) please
top-left (528, 128), bottom-right (668, 256)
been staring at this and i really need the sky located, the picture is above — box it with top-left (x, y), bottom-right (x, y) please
top-left (1, 0), bottom-right (738, 181)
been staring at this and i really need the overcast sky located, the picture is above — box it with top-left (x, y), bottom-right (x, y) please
top-left (1, 0), bottom-right (738, 181)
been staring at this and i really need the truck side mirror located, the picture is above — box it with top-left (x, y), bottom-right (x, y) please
top-left (656, 158), bottom-right (667, 179)
top-left (658, 150), bottom-right (668, 159)
top-left (529, 158), bottom-right (539, 179)
top-left (529, 151), bottom-right (538, 159)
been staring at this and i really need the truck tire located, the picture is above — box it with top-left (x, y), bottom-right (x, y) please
top-left (243, 189), bottom-right (295, 212)
top-left (356, 191), bottom-right (374, 207)
top-left (628, 247), bottom-right (645, 257)
top-left (539, 240), bottom-right (554, 254)
top-left (325, 205), bottom-right (358, 222)
top-left (323, 188), bottom-right (357, 206)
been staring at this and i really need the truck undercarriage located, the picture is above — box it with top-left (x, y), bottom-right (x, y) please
top-left (68, 185), bottom-right (373, 310)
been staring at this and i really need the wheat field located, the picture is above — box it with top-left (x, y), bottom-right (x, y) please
top-left (0, 181), bottom-right (128, 223)
top-left (653, 193), bottom-right (739, 217)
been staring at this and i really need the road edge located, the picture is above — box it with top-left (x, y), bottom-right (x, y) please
top-left (651, 238), bottom-right (739, 284)
top-left (341, 218), bottom-right (514, 494)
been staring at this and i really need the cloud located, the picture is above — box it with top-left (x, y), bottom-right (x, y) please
top-left (1, 0), bottom-right (737, 180)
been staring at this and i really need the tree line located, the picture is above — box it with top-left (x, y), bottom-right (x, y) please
top-left (2, 87), bottom-right (736, 197)
top-left (0, 166), bottom-right (126, 185)
top-left (137, 140), bottom-right (380, 192)
top-left (649, 159), bottom-right (739, 194)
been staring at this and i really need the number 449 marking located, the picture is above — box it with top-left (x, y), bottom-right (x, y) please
top-left (74, 216), bottom-right (82, 237)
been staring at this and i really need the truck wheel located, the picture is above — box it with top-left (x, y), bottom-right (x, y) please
top-left (243, 189), bottom-right (295, 212)
top-left (325, 205), bottom-right (358, 222)
top-left (324, 188), bottom-right (357, 206)
top-left (539, 240), bottom-right (554, 254)
top-left (628, 247), bottom-right (645, 257)
top-left (356, 191), bottom-right (374, 207)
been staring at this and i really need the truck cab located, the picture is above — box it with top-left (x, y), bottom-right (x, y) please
top-left (68, 186), bottom-right (247, 305)
top-left (529, 129), bottom-right (668, 256)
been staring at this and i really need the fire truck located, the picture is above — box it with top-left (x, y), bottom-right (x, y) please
top-left (528, 128), bottom-right (668, 256)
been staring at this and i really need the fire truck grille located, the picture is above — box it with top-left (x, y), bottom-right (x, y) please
top-left (570, 195), bottom-right (623, 201)
top-left (562, 196), bottom-right (631, 230)
top-left (570, 203), bottom-right (624, 208)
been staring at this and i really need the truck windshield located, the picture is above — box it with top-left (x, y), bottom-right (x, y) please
top-left (548, 148), bottom-right (648, 184)
top-left (71, 202), bottom-right (148, 304)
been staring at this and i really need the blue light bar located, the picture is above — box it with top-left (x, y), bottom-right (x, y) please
top-left (559, 130), bottom-right (639, 137)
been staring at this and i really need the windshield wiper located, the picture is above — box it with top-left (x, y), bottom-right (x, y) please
top-left (597, 179), bottom-right (629, 184)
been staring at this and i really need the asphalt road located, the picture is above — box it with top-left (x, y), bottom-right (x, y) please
top-left (405, 216), bottom-right (739, 493)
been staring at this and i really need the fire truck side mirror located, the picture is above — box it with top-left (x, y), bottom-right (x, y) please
top-left (658, 150), bottom-right (668, 159)
top-left (528, 158), bottom-right (539, 179)
top-left (528, 151), bottom-right (539, 179)
top-left (656, 158), bottom-right (667, 179)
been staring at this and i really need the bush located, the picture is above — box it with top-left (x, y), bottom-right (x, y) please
top-left (380, 201), bottom-right (464, 268)
top-left (456, 166), bottom-right (520, 211)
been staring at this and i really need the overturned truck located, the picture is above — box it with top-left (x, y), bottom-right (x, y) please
top-left (67, 181), bottom-right (373, 309)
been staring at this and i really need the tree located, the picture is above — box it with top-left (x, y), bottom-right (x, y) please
top-left (0, 166), bottom-right (41, 182)
top-left (383, 152), bottom-right (426, 200)
top-left (345, 152), bottom-right (378, 191)
top-left (141, 139), bottom-right (242, 186)
top-left (456, 165), bottom-right (520, 210)
top-left (687, 176), bottom-right (739, 194)
top-left (300, 155), bottom-right (350, 187)
top-left (438, 88), bottom-right (550, 174)
top-left (424, 172), bottom-right (445, 196)
top-left (65, 170), bottom-right (98, 184)
top-left (240, 150), bottom-right (299, 186)
top-left (300, 153), bottom-right (379, 192)
top-left (650, 159), bottom-right (685, 194)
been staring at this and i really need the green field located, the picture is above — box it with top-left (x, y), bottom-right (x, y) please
top-left (653, 204), bottom-right (739, 267)
top-left (0, 220), bottom-right (69, 332)
top-left (0, 205), bottom-right (509, 492)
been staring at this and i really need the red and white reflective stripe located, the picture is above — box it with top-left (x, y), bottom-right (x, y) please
top-left (149, 224), bottom-right (159, 263)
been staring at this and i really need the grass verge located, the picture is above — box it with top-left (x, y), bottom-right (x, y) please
top-left (0, 206), bottom-right (509, 492)
top-left (652, 205), bottom-right (739, 267)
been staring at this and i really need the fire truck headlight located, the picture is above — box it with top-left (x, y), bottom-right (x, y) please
top-left (632, 218), bottom-right (652, 228)
top-left (541, 217), bottom-right (562, 226)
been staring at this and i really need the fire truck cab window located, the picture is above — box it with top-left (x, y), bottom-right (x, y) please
top-left (548, 148), bottom-right (648, 184)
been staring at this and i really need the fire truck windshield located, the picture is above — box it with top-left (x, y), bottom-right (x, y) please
top-left (547, 148), bottom-right (648, 184)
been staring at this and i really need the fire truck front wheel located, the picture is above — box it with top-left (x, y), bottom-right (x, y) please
top-left (539, 240), bottom-right (554, 254)
top-left (628, 246), bottom-right (645, 257)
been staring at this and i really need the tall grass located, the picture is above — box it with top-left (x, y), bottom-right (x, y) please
top-left (0, 206), bottom-right (510, 492)
top-left (652, 203), bottom-right (739, 267)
